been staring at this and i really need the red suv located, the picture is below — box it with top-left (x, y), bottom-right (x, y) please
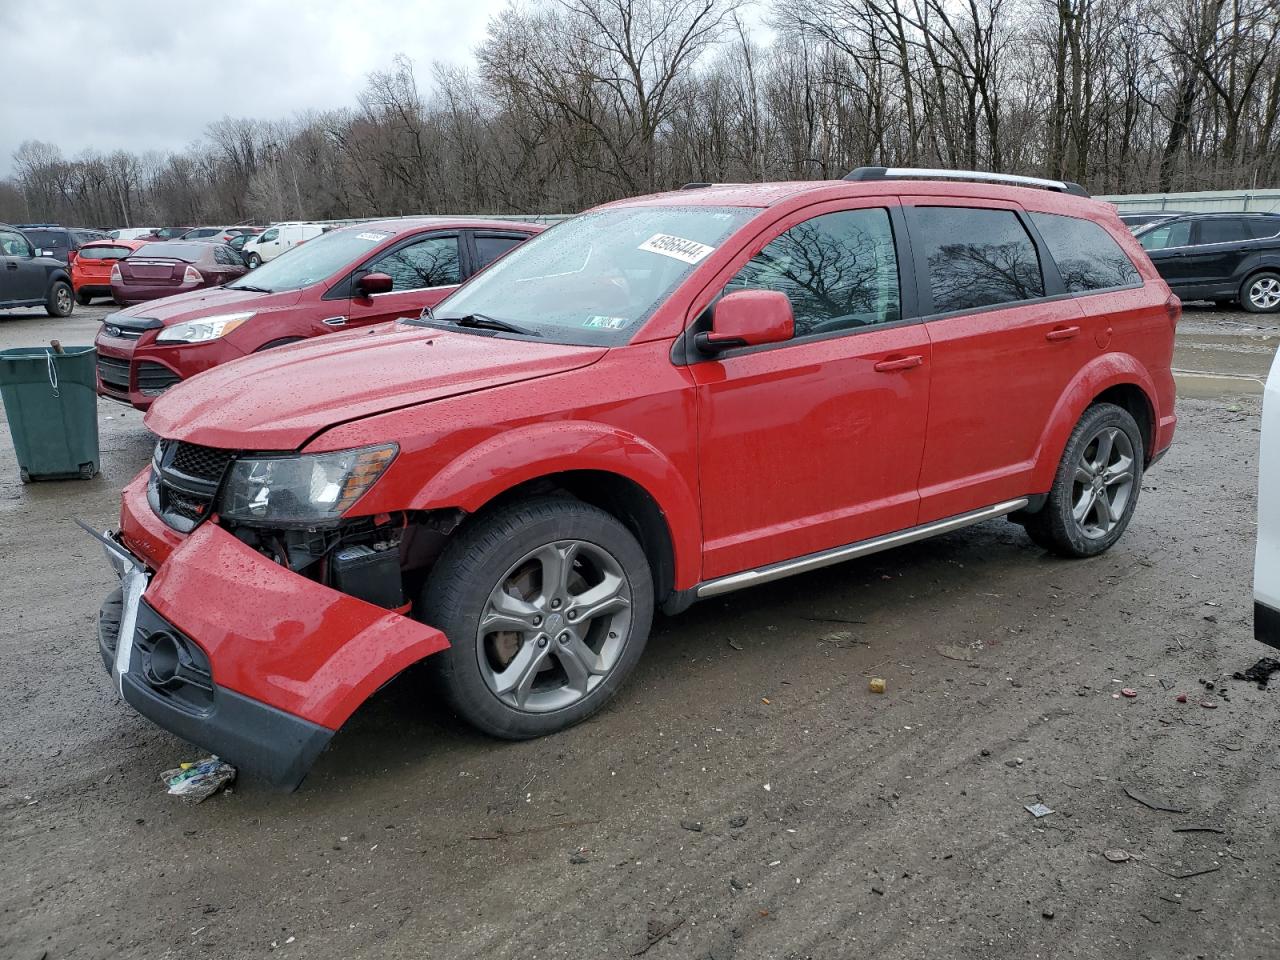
top-left (94, 218), bottom-right (543, 409)
top-left (91, 169), bottom-right (1177, 787)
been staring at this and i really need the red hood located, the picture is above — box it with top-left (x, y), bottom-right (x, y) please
top-left (145, 324), bottom-right (607, 450)
top-left (115, 285), bottom-right (301, 323)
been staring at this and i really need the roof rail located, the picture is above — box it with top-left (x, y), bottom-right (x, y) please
top-left (844, 166), bottom-right (1089, 198)
top-left (680, 182), bottom-right (715, 190)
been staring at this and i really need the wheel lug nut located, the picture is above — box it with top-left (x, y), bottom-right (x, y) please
top-left (532, 615), bottom-right (542, 626)
top-left (537, 636), bottom-right (548, 648)
top-left (558, 632), bottom-right (570, 644)
top-left (567, 610), bottom-right (577, 621)
top-left (550, 598), bottom-right (562, 610)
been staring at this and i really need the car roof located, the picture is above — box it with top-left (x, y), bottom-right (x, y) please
top-left (599, 177), bottom-right (1111, 218)
top-left (339, 216), bottom-right (548, 234)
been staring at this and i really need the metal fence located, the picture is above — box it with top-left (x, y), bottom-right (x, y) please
top-left (1097, 189), bottom-right (1280, 214)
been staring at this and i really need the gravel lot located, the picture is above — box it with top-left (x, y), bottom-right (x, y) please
top-left (2, 301), bottom-right (1278, 959)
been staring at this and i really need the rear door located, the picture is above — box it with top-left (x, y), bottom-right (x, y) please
top-left (905, 200), bottom-right (1090, 522)
top-left (1181, 217), bottom-right (1252, 293)
top-left (345, 231), bottom-right (462, 327)
top-left (691, 199), bottom-right (932, 578)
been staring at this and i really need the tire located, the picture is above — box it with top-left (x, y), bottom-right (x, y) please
top-left (421, 496), bottom-right (654, 739)
top-left (1022, 402), bottom-right (1144, 558)
top-left (46, 281), bottom-right (73, 317)
top-left (1240, 271), bottom-right (1280, 313)
top-left (75, 290), bottom-right (93, 306)
top-left (246, 253), bottom-right (262, 269)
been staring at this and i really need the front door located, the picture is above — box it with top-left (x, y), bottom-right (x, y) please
top-left (691, 202), bottom-right (932, 580)
top-left (0, 229), bottom-right (47, 303)
top-left (345, 232), bottom-right (462, 328)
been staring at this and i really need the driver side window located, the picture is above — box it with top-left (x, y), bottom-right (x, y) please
top-left (260, 228), bottom-right (279, 243)
top-left (0, 231), bottom-right (33, 257)
top-left (369, 235), bottom-right (460, 291)
top-left (725, 208), bottom-right (900, 337)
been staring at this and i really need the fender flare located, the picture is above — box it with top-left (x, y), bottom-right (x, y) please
top-left (409, 420), bottom-right (702, 589)
top-left (1028, 353), bottom-right (1159, 492)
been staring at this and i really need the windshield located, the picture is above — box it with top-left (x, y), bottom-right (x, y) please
top-left (431, 206), bottom-right (759, 345)
top-left (228, 226), bottom-right (397, 292)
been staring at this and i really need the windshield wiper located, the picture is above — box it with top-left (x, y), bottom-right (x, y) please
top-left (228, 283), bottom-right (273, 293)
top-left (434, 313), bottom-right (541, 337)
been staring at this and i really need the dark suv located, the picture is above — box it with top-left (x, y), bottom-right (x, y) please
top-left (1136, 212), bottom-right (1280, 312)
top-left (0, 223), bottom-right (75, 316)
top-left (17, 224), bottom-right (110, 264)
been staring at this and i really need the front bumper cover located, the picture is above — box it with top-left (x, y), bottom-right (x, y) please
top-left (90, 495), bottom-right (451, 788)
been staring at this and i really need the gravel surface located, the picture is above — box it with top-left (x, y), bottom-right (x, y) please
top-left (1, 301), bottom-right (1278, 959)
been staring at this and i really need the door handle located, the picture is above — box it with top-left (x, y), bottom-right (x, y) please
top-left (873, 354), bottom-right (924, 372)
top-left (5, 262), bottom-right (17, 270)
top-left (1045, 326), bottom-right (1081, 342)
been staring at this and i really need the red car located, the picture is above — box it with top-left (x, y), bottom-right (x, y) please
top-left (95, 218), bottom-right (542, 409)
top-left (109, 241), bottom-right (248, 308)
top-left (71, 238), bottom-right (147, 304)
top-left (93, 168), bottom-right (1177, 787)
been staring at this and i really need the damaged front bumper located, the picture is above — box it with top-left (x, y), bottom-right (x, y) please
top-left (88, 483), bottom-right (450, 789)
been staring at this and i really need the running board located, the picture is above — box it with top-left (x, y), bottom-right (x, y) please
top-left (695, 498), bottom-right (1030, 599)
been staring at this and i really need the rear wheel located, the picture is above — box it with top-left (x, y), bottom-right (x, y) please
top-left (1022, 403), bottom-right (1144, 558)
top-left (421, 496), bottom-right (653, 739)
top-left (1241, 271), bottom-right (1280, 313)
top-left (46, 281), bottom-right (73, 317)
top-left (75, 290), bottom-right (93, 306)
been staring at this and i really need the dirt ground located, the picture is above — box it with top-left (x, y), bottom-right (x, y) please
top-left (2, 301), bottom-right (1278, 960)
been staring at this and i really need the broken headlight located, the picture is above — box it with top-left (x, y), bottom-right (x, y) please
top-left (219, 444), bottom-right (397, 525)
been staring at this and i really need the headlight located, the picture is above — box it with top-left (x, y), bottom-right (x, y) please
top-left (219, 444), bottom-right (398, 525)
top-left (156, 312), bottom-right (255, 344)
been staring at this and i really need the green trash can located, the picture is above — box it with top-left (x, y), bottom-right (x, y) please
top-left (0, 345), bottom-right (100, 482)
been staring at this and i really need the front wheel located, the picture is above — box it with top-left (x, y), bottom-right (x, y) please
top-left (1022, 403), bottom-right (1144, 557)
top-left (421, 496), bottom-right (654, 739)
top-left (46, 281), bottom-right (73, 317)
top-left (246, 253), bottom-right (262, 269)
top-left (1241, 271), bottom-right (1280, 313)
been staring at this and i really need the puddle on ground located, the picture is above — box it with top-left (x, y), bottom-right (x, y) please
top-left (1173, 307), bottom-right (1277, 398)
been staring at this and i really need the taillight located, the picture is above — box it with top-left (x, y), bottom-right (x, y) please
top-left (1164, 292), bottom-right (1181, 329)
top-left (183, 265), bottom-right (204, 284)
top-left (110, 264), bottom-right (121, 282)
top-left (68, 250), bottom-right (79, 265)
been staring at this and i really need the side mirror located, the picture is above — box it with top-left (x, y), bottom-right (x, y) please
top-left (695, 289), bottom-right (794, 355)
top-left (356, 271), bottom-right (394, 297)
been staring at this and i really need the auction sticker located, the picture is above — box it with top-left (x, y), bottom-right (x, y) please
top-left (639, 233), bottom-right (715, 264)
top-left (356, 231), bottom-right (391, 242)
top-left (584, 315), bottom-right (628, 329)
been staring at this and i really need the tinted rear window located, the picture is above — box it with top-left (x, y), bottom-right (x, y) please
top-left (914, 207), bottom-right (1044, 313)
top-left (1197, 219), bottom-right (1250, 245)
top-left (1030, 212), bottom-right (1141, 292)
top-left (79, 245), bottom-right (133, 260)
top-left (474, 234), bottom-right (527, 269)
top-left (23, 229), bottom-right (68, 249)
top-left (131, 242), bottom-right (207, 261)
top-left (1245, 218), bottom-right (1280, 240)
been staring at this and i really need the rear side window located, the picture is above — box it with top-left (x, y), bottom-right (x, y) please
top-left (369, 235), bottom-right (460, 290)
top-left (79, 245), bottom-right (133, 260)
top-left (474, 234), bottom-right (526, 269)
top-left (1030, 213), bottom-right (1141, 292)
top-left (914, 207), bottom-right (1044, 313)
top-left (1197, 218), bottom-right (1250, 245)
top-left (1139, 219), bottom-right (1191, 251)
top-left (725, 208), bottom-right (900, 336)
top-left (1245, 218), bottom-right (1280, 240)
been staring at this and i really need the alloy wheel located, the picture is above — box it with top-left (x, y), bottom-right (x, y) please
top-left (1070, 426), bottom-right (1135, 539)
top-left (56, 287), bottom-right (72, 314)
top-left (477, 539), bottom-right (632, 712)
top-left (1249, 277), bottom-right (1280, 310)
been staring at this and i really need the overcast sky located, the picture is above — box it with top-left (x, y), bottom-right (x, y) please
top-left (0, 0), bottom-right (513, 175)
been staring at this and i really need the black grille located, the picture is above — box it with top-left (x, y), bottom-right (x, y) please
top-left (170, 442), bottom-right (233, 483)
top-left (97, 355), bottom-right (130, 390)
top-left (137, 362), bottom-right (181, 396)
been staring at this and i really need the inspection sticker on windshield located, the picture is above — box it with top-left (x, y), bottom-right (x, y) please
top-left (356, 231), bottom-right (391, 242)
top-left (639, 233), bottom-right (715, 264)
top-left (584, 315), bottom-right (628, 329)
